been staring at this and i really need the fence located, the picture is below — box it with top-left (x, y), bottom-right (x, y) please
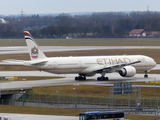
top-left (0, 91), bottom-right (159, 115)
top-left (13, 93), bottom-right (159, 112)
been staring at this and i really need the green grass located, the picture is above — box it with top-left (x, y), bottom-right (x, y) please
top-left (30, 85), bottom-right (109, 95)
top-left (126, 114), bottom-right (156, 120)
top-left (28, 84), bottom-right (160, 100)
top-left (0, 105), bottom-right (85, 116)
top-left (0, 76), bottom-right (64, 82)
top-left (1, 38), bottom-right (160, 46)
top-left (0, 105), bottom-right (158, 120)
top-left (17, 76), bottom-right (64, 81)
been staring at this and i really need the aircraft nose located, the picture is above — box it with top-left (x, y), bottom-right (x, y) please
top-left (148, 57), bottom-right (156, 67)
top-left (152, 59), bottom-right (156, 67)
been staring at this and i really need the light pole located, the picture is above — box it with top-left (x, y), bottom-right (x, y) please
top-left (154, 78), bottom-right (158, 120)
top-left (73, 88), bottom-right (77, 109)
top-left (20, 89), bottom-right (26, 106)
top-left (56, 90), bottom-right (59, 108)
top-left (0, 83), bottom-right (2, 109)
top-left (73, 84), bottom-right (79, 109)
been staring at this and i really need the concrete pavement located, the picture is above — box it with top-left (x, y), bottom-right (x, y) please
top-left (0, 46), bottom-right (160, 54)
top-left (0, 113), bottom-right (78, 120)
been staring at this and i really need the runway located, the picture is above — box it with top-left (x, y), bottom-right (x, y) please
top-left (0, 71), bottom-right (159, 90)
top-left (0, 46), bottom-right (160, 54)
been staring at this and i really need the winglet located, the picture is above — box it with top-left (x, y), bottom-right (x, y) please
top-left (23, 31), bottom-right (47, 60)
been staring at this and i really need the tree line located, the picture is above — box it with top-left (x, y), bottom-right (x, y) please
top-left (1, 11), bottom-right (160, 38)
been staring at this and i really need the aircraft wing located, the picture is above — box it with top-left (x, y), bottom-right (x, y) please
top-left (93, 60), bottom-right (141, 73)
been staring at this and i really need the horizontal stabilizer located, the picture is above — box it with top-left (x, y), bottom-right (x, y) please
top-left (24, 60), bottom-right (48, 65)
top-left (1, 59), bottom-right (25, 65)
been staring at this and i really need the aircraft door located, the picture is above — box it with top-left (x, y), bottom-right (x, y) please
top-left (53, 61), bottom-right (57, 68)
top-left (79, 61), bottom-right (82, 67)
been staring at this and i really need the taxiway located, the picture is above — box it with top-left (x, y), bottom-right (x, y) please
top-left (0, 46), bottom-right (159, 54)
top-left (0, 71), bottom-right (159, 90)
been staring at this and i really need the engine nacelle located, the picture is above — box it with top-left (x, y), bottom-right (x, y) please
top-left (119, 66), bottom-right (136, 77)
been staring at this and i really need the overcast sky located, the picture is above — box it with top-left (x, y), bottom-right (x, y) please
top-left (0, 0), bottom-right (160, 15)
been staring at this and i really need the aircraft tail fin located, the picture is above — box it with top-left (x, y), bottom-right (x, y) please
top-left (23, 31), bottom-right (47, 60)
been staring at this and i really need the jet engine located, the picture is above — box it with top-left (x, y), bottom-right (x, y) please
top-left (119, 66), bottom-right (136, 77)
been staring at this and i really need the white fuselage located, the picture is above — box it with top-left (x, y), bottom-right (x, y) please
top-left (24, 55), bottom-right (156, 75)
top-left (22, 31), bottom-right (157, 80)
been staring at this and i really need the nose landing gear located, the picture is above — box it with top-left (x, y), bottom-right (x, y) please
top-left (144, 71), bottom-right (148, 78)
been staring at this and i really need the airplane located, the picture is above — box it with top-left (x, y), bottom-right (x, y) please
top-left (3, 31), bottom-right (157, 81)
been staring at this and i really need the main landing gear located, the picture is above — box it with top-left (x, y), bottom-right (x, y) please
top-left (97, 72), bottom-right (109, 81)
top-left (97, 76), bottom-right (108, 81)
top-left (75, 75), bottom-right (86, 81)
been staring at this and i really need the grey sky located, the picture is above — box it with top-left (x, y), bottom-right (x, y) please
top-left (0, 0), bottom-right (160, 15)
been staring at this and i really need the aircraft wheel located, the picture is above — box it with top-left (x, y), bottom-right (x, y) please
top-left (105, 77), bottom-right (108, 81)
top-left (144, 74), bottom-right (148, 78)
top-left (97, 77), bottom-right (108, 81)
top-left (75, 77), bottom-right (78, 81)
top-left (80, 76), bottom-right (83, 80)
top-left (101, 77), bottom-right (105, 81)
top-left (75, 76), bottom-right (86, 81)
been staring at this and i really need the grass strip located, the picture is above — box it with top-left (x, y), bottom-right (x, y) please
top-left (17, 76), bottom-right (64, 81)
top-left (28, 84), bottom-right (160, 99)
top-left (1, 38), bottom-right (160, 46)
top-left (0, 105), bottom-right (85, 116)
top-left (0, 105), bottom-right (157, 120)
top-left (0, 76), bottom-right (64, 82)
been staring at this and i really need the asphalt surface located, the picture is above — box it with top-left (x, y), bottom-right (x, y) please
top-left (0, 46), bottom-right (160, 54)
top-left (0, 113), bottom-right (78, 120)
top-left (0, 70), bottom-right (160, 90)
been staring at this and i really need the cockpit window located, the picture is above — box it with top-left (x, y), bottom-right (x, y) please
top-left (138, 58), bottom-right (145, 63)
